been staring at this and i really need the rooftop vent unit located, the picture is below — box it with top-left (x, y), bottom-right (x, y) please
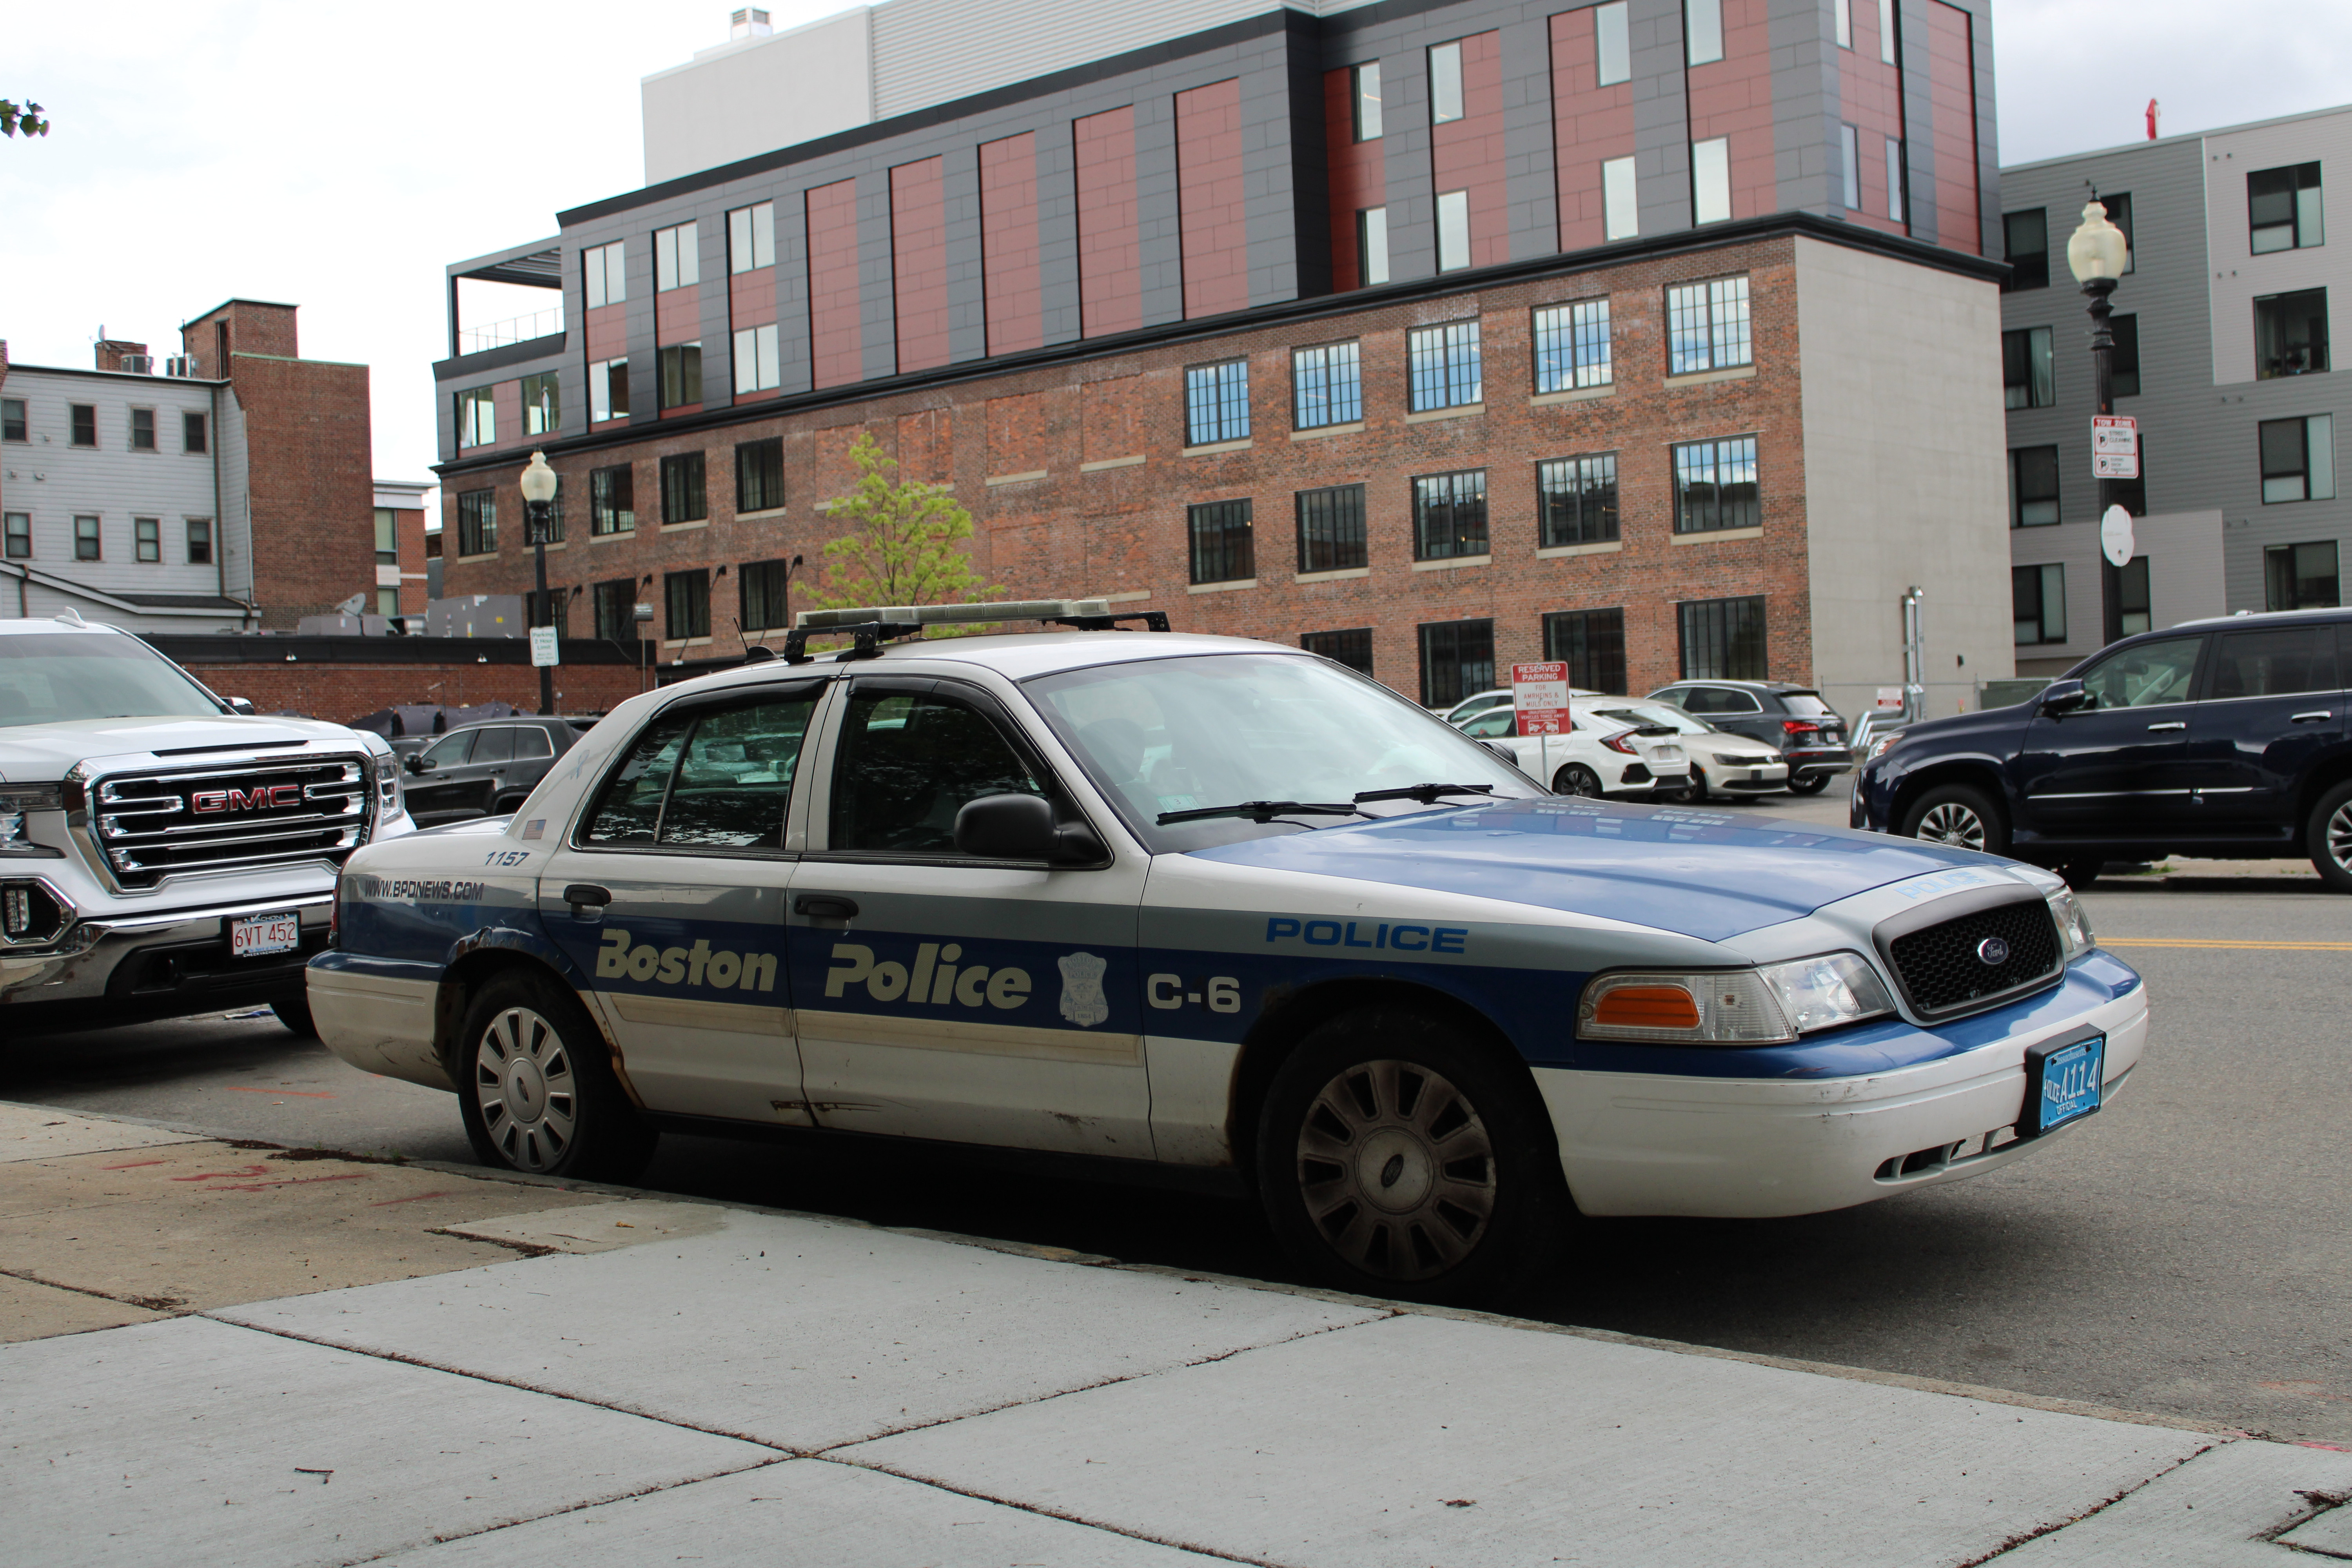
top-left (730, 7), bottom-right (771, 38)
top-left (118, 354), bottom-right (153, 375)
top-left (164, 356), bottom-right (200, 379)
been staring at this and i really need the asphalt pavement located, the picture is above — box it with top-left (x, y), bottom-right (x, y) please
top-left (6, 785), bottom-right (2347, 1446)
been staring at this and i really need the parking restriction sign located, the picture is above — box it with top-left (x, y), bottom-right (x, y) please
top-left (1511, 662), bottom-right (1570, 735)
top-left (2092, 415), bottom-right (2139, 479)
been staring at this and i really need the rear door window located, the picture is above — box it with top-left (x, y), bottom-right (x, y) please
top-left (512, 726), bottom-right (554, 759)
top-left (2207, 627), bottom-right (2339, 699)
top-left (470, 726), bottom-right (516, 764)
top-left (579, 690), bottom-right (818, 850)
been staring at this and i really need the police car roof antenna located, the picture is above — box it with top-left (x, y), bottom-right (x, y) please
top-left (780, 599), bottom-right (1170, 665)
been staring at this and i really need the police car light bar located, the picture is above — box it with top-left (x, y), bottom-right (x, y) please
top-left (782, 599), bottom-right (1170, 664)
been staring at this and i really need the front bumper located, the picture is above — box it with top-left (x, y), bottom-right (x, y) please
top-left (0, 893), bottom-right (333, 1016)
top-left (1535, 960), bottom-right (2147, 1218)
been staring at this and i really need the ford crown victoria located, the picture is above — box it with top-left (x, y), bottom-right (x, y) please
top-left (310, 601), bottom-right (2145, 1300)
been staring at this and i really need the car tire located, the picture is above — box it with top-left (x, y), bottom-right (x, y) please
top-left (1553, 764), bottom-right (1603, 798)
top-left (1900, 782), bottom-right (2009, 857)
top-left (2307, 780), bottom-right (2352, 892)
top-left (2059, 859), bottom-right (2104, 890)
top-left (1254, 1007), bottom-right (1568, 1305)
top-left (1786, 774), bottom-right (1831, 796)
top-left (455, 969), bottom-right (657, 1182)
top-left (1671, 767), bottom-right (1710, 804)
top-left (271, 994), bottom-right (317, 1036)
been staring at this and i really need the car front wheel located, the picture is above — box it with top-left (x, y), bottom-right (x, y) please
top-left (1553, 764), bottom-right (1602, 797)
top-left (1900, 782), bottom-right (2009, 857)
top-left (1786, 773), bottom-right (1831, 795)
top-left (1670, 767), bottom-right (1709, 804)
top-left (2308, 781), bottom-right (2352, 892)
top-left (456, 969), bottom-right (657, 1181)
top-left (1256, 1009), bottom-right (1567, 1304)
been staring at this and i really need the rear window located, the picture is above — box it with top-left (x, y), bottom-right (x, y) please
top-left (1778, 692), bottom-right (1836, 717)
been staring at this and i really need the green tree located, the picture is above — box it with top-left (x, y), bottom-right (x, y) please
top-left (1, 101), bottom-right (50, 140)
top-left (803, 430), bottom-right (999, 633)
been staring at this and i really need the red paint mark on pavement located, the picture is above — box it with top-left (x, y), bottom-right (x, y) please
top-left (368, 1190), bottom-right (457, 1207)
top-left (172, 1165), bottom-right (272, 1182)
top-left (223, 1086), bottom-right (337, 1099)
top-left (2300, 1442), bottom-right (2352, 1452)
top-left (101, 1160), bottom-right (168, 1171)
top-left (209, 1172), bottom-right (372, 1194)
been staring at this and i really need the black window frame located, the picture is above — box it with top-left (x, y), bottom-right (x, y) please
top-left (1532, 298), bottom-right (1612, 393)
top-left (2249, 162), bottom-right (2323, 254)
top-left (2003, 208), bottom-right (2049, 290)
top-left (185, 518), bottom-right (212, 565)
top-left (1543, 607), bottom-right (1628, 694)
top-left (2013, 563), bottom-right (2068, 645)
top-left (182, 410), bottom-right (207, 453)
top-left (1537, 453), bottom-right (1619, 547)
top-left (1187, 498), bottom-right (1255, 584)
top-left (69, 403), bottom-right (96, 448)
top-left (456, 490), bottom-right (497, 556)
top-left (4, 511), bottom-right (29, 559)
top-left (2114, 555), bottom-right (2152, 639)
top-left (2002, 326), bottom-right (2055, 409)
top-left (2265, 540), bottom-right (2341, 612)
top-left (2009, 445), bottom-right (2061, 528)
top-left (1302, 627), bottom-right (1374, 675)
top-left (661, 452), bottom-right (707, 524)
top-left (1664, 276), bottom-right (1752, 375)
top-left (133, 517), bottom-right (160, 563)
top-left (590, 464), bottom-right (636, 534)
top-left (2109, 313), bottom-right (2141, 398)
top-left (1677, 595), bottom-right (1767, 680)
top-left (1291, 341), bottom-right (1363, 430)
top-left (73, 514), bottom-right (101, 562)
top-left (740, 558), bottom-right (796, 633)
top-left (1294, 484), bottom-right (1367, 573)
top-left (1406, 320), bottom-right (1482, 412)
top-left (1417, 619), bottom-right (1495, 709)
top-left (736, 437), bottom-right (785, 513)
top-left (521, 371), bottom-right (561, 437)
top-left (2259, 414), bottom-right (2336, 504)
top-left (1351, 62), bottom-right (1382, 142)
top-left (658, 342), bottom-right (704, 411)
top-left (593, 578), bottom-right (638, 642)
top-left (1183, 359), bottom-right (1251, 446)
top-left (1411, 469), bottom-right (1489, 561)
top-left (1671, 436), bottom-right (1760, 534)
top-left (664, 567), bottom-right (712, 641)
top-left (2255, 288), bottom-right (2330, 379)
top-left (1, 398), bottom-right (24, 442)
top-left (129, 408), bottom-right (156, 452)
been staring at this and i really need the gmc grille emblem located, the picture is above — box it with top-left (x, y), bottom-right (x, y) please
top-left (191, 783), bottom-right (302, 815)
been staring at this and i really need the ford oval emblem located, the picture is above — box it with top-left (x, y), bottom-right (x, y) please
top-left (1976, 936), bottom-right (2011, 967)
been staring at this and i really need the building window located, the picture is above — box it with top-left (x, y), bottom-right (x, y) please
top-left (2114, 556), bottom-right (2152, 638)
top-left (2260, 414), bottom-right (2337, 503)
top-left (2003, 209), bottom-right (2049, 291)
top-left (654, 221), bottom-right (700, 292)
top-left (1693, 138), bottom-right (1731, 225)
top-left (659, 343), bottom-right (703, 410)
top-left (1, 399), bottom-right (23, 442)
top-left (2110, 314), bottom-right (2141, 398)
top-left (1672, 437), bottom-right (1760, 533)
top-left (456, 490), bottom-right (497, 556)
top-left (1429, 40), bottom-right (1463, 125)
top-left (1292, 342), bottom-right (1363, 430)
top-left (2249, 162), bottom-right (2323, 254)
top-left (1602, 157), bottom-right (1638, 241)
top-left (1412, 470), bottom-right (1488, 560)
top-left (1834, 0), bottom-right (1852, 48)
top-left (1418, 620), bottom-right (1495, 708)
top-left (1295, 485), bottom-right (1367, 573)
top-left (69, 404), bottom-right (96, 447)
top-left (186, 519), bottom-right (212, 565)
top-left (183, 411), bottom-right (207, 453)
top-left (2002, 326), bottom-right (2055, 408)
top-left (1679, 596), bottom-right (1766, 679)
top-left (1303, 628), bottom-right (1374, 675)
top-left (664, 568), bottom-right (711, 641)
top-left (1840, 125), bottom-right (1860, 210)
top-left (1187, 499), bottom-right (1255, 584)
top-left (2012, 564), bottom-right (2067, 645)
top-left (1544, 608), bottom-right (1628, 694)
top-left (73, 515), bottom-right (101, 561)
top-left (590, 358), bottom-right (629, 423)
top-left (728, 202), bottom-right (775, 273)
top-left (1534, 299), bottom-right (1612, 393)
top-left (591, 466), bottom-right (636, 534)
top-left (134, 517), bottom-right (160, 563)
top-left (129, 408), bottom-right (156, 452)
top-left (2100, 191), bottom-right (2134, 272)
top-left (661, 452), bottom-right (708, 524)
top-left (584, 240), bottom-right (626, 308)
top-left (1357, 208), bottom-right (1390, 287)
top-left (1686, 0), bottom-right (1723, 63)
top-left (737, 437), bottom-right (785, 512)
top-left (456, 386), bottom-right (495, 449)
top-left (1435, 189), bottom-right (1471, 272)
top-left (1666, 276), bottom-right (1751, 374)
top-left (1184, 360), bottom-right (1250, 446)
top-left (2266, 541), bottom-right (2341, 611)
top-left (4, 513), bottom-right (28, 559)
top-left (1352, 62), bottom-right (1382, 141)
top-left (593, 579), bottom-right (637, 641)
top-left (740, 558), bottom-right (795, 632)
top-left (2255, 288), bottom-right (2328, 378)
top-left (375, 507), bottom-right (400, 567)
top-left (1886, 136), bottom-right (1905, 222)
top-left (1407, 320), bottom-right (1482, 412)
top-left (1875, 0), bottom-right (1895, 62)
top-left (2009, 445), bottom-right (2061, 527)
top-left (1596, 1), bottom-right (1630, 84)
top-left (521, 372), bottom-right (560, 436)
top-left (733, 323), bottom-right (780, 393)
top-left (1538, 454), bottom-right (1619, 546)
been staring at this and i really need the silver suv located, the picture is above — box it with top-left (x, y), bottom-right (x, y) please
top-left (0, 615), bottom-right (413, 1033)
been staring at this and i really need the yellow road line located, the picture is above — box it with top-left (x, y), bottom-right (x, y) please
top-left (2101, 938), bottom-right (2352, 951)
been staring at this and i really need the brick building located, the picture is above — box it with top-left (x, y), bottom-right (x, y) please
top-left (0, 300), bottom-right (393, 632)
top-left (434, 0), bottom-right (2016, 717)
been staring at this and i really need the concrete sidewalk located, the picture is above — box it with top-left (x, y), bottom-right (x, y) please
top-left (4, 1102), bottom-right (2348, 1567)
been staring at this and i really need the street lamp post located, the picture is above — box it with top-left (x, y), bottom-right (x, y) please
top-left (518, 451), bottom-right (559, 716)
top-left (2065, 201), bottom-right (2131, 640)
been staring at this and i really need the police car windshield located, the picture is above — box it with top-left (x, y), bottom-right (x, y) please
top-left (1026, 652), bottom-right (1539, 851)
top-left (0, 633), bottom-right (225, 728)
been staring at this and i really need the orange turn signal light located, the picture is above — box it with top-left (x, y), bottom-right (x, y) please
top-left (1591, 984), bottom-right (1701, 1031)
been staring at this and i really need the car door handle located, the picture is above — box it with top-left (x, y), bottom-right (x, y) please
top-left (2145, 722), bottom-right (2186, 731)
top-left (562, 884), bottom-right (611, 911)
top-left (2292, 710), bottom-right (2335, 723)
top-left (794, 895), bottom-right (859, 920)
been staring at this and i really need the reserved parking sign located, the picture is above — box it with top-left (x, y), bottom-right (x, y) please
top-left (1511, 662), bottom-right (1570, 735)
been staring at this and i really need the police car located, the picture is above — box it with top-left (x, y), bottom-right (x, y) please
top-left (309, 601), bottom-right (2145, 1301)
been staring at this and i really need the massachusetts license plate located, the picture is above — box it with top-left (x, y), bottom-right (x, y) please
top-left (229, 911), bottom-right (301, 958)
top-left (2022, 1033), bottom-right (2104, 1136)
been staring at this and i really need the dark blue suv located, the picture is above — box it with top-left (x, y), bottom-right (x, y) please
top-left (1851, 608), bottom-right (2352, 890)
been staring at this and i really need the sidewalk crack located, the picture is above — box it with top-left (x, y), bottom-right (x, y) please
top-left (0, 1264), bottom-right (189, 1316)
top-left (1952, 1440), bottom-right (2221, 1565)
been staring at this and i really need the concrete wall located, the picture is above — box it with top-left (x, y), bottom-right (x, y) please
top-left (2008, 508), bottom-right (2228, 677)
top-left (1793, 233), bottom-right (2012, 718)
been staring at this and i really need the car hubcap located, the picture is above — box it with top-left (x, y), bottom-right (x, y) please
top-left (1916, 802), bottom-right (1985, 851)
top-left (474, 1006), bottom-right (577, 1172)
top-left (1557, 768), bottom-right (1599, 798)
top-left (2329, 802), bottom-right (2352, 871)
top-left (1294, 1059), bottom-right (1496, 1282)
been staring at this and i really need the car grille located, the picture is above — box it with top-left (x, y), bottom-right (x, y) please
top-left (1884, 897), bottom-right (2062, 1018)
top-left (88, 756), bottom-right (372, 888)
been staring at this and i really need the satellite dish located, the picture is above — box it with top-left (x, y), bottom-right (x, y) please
top-left (335, 592), bottom-right (370, 617)
top-left (2099, 506), bottom-right (2135, 569)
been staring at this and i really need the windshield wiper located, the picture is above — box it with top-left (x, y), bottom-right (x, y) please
top-left (1157, 800), bottom-right (1368, 826)
top-left (1353, 782), bottom-right (1498, 806)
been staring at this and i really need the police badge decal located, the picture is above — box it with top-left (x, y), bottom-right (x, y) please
top-left (1057, 951), bottom-right (1110, 1027)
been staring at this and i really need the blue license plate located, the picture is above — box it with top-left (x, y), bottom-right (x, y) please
top-left (2023, 1034), bottom-right (2104, 1136)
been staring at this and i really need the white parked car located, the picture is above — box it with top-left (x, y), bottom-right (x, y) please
top-left (1454, 701), bottom-right (1688, 797)
top-left (1579, 700), bottom-right (1790, 802)
top-left (1440, 686), bottom-right (1595, 728)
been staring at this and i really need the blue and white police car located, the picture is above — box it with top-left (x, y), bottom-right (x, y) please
top-left (310, 600), bottom-right (2143, 1300)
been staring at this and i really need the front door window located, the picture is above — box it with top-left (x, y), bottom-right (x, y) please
top-left (2079, 637), bottom-right (2203, 710)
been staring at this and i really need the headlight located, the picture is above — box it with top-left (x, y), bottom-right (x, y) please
top-left (1714, 752), bottom-right (1762, 768)
top-left (1579, 953), bottom-right (1895, 1045)
top-left (0, 785), bottom-right (64, 856)
top-left (2046, 887), bottom-right (2095, 959)
top-left (1863, 730), bottom-right (1906, 764)
top-left (373, 752), bottom-right (402, 815)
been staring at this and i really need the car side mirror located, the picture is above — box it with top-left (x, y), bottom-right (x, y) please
top-left (1479, 740), bottom-right (1516, 764)
top-left (225, 696), bottom-right (257, 716)
top-left (407, 755), bottom-right (432, 774)
top-left (2038, 680), bottom-right (2091, 717)
top-left (955, 792), bottom-right (1100, 863)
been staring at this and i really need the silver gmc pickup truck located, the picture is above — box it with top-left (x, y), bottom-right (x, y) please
top-left (0, 614), bottom-right (413, 1033)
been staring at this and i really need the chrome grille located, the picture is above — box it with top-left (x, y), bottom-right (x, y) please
top-left (89, 755), bottom-right (372, 887)
top-left (1883, 896), bottom-right (2062, 1018)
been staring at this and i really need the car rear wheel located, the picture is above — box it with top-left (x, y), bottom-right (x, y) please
top-left (2308, 781), bottom-right (2352, 892)
top-left (272, 995), bottom-right (316, 1036)
top-left (1553, 764), bottom-right (1602, 797)
top-left (1670, 767), bottom-right (1710, 804)
top-left (1901, 782), bottom-right (2009, 857)
top-left (1786, 774), bottom-right (1831, 795)
top-left (456, 969), bottom-right (657, 1181)
top-left (1255, 1009), bottom-right (1567, 1304)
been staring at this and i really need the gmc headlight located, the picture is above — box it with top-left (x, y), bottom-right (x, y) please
top-left (2046, 887), bottom-right (2095, 959)
top-left (373, 752), bottom-right (402, 814)
top-left (0, 784), bottom-right (64, 856)
top-left (1580, 953), bottom-right (1895, 1045)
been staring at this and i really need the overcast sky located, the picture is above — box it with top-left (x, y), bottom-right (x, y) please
top-left (7, 0), bottom-right (2349, 513)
